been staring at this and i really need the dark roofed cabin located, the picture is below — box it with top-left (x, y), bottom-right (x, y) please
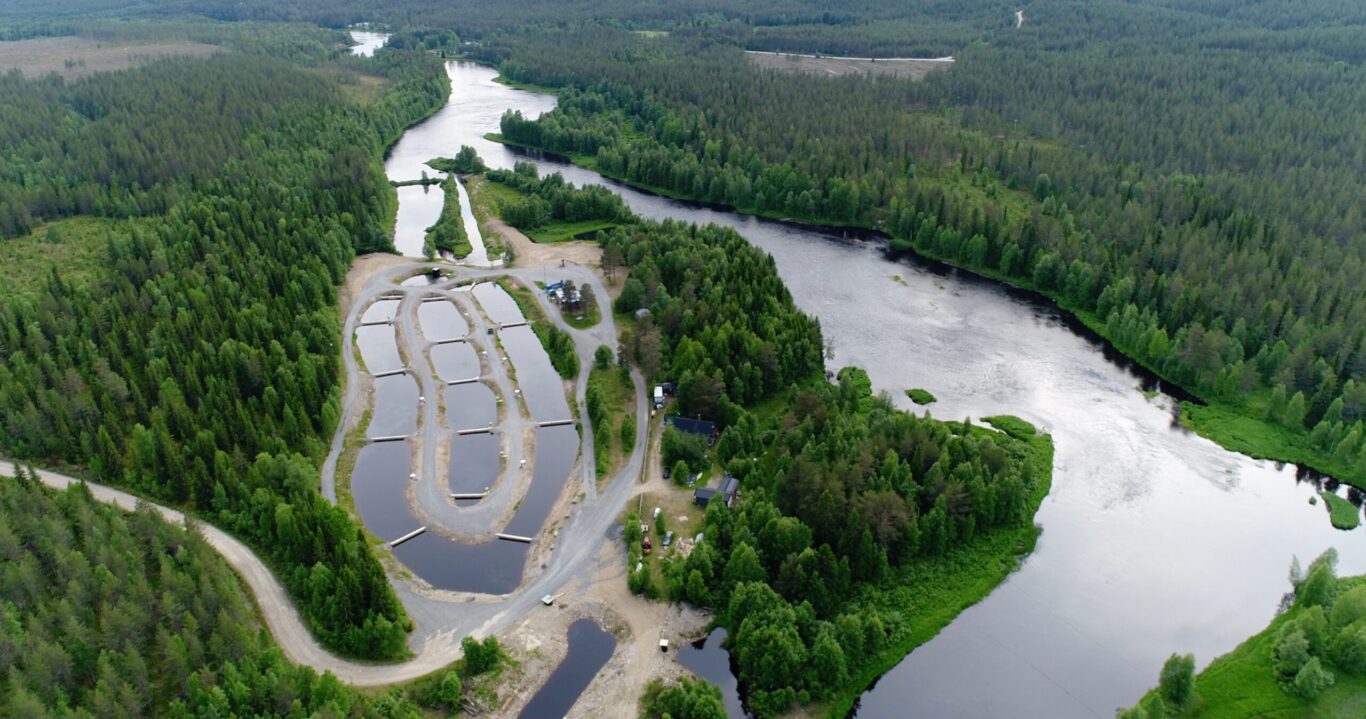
top-left (693, 487), bottom-right (717, 507)
top-left (693, 478), bottom-right (739, 509)
top-left (664, 416), bottom-right (719, 444)
top-left (719, 476), bottom-right (740, 506)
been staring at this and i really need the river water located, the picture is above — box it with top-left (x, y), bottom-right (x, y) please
top-left (357, 37), bottom-right (1366, 717)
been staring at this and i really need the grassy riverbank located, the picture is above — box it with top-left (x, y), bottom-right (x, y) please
top-left (1123, 574), bottom-right (1366, 719)
top-left (821, 416), bottom-right (1053, 717)
top-left (491, 74), bottom-right (560, 95)
top-left (485, 131), bottom-right (1365, 494)
top-left (471, 159), bottom-right (625, 243)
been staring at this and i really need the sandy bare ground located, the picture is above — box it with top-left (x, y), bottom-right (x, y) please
top-left (0, 36), bottom-right (219, 79)
top-left (488, 214), bottom-right (604, 268)
top-left (747, 50), bottom-right (954, 79)
top-left (498, 539), bottom-right (710, 719)
top-left (340, 252), bottom-right (413, 319)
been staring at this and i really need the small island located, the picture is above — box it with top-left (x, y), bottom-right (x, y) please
top-left (906, 387), bottom-right (937, 405)
top-left (1319, 491), bottom-right (1362, 530)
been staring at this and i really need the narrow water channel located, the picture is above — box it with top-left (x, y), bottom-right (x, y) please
top-left (517, 619), bottom-right (616, 719)
top-left (381, 59), bottom-right (520, 262)
top-left (421, 59), bottom-right (1366, 717)
top-left (500, 325), bottom-right (573, 423)
top-left (471, 281), bottom-right (526, 325)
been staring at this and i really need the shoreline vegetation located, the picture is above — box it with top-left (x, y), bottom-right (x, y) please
top-left (483, 127), bottom-right (1365, 494)
top-left (823, 415), bottom-right (1053, 718)
top-left (1123, 558), bottom-right (1366, 719)
top-left (590, 192), bottom-right (1055, 715)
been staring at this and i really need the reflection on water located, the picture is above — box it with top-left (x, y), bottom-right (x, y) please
top-left (351, 441), bottom-right (420, 543)
top-left (392, 184), bottom-right (442, 258)
top-left (348, 31), bottom-right (387, 57)
top-left (504, 424), bottom-right (579, 538)
top-left (361, 299), bottom-right (400, 323)
top-left (448, 432), bottom-right (500, 498)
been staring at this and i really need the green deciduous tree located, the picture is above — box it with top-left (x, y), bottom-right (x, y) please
top-left (1158, 653), bottom-right (1195, 708)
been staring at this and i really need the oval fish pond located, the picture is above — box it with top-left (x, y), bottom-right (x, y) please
top-left (418, 299), bottom-right (469, 340)
top-left (355, 324), bottom-right (403, 375)
top-left (368, 373), bottom-right (418, 438)
top-left (448, 431), bottom-right (501, 501)
top-left (430, 341), bottom-right (481, 382)
top-left (445, 381), bottom-right (497, 431)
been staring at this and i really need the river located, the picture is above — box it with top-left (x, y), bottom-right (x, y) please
top-left (355, 37), bottom-right (1366, 717)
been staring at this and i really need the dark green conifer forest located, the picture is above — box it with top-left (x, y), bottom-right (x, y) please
top-left (0, 0), bottom-right (1362, 716)
top-left (0, 27), bottom-right (448, 659)
top-left (603, 216), bottom-right (1050, 716)
top-left (477, 9), bottom-right (1366, 487)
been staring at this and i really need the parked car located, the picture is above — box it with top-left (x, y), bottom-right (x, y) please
top-left (663, 531), bottom-right (675, 549)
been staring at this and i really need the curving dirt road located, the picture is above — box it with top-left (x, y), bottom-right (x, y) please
top-left (1, 460), bottom-right (458, 685)
top-left (5, 254), bottom-right (650, 689)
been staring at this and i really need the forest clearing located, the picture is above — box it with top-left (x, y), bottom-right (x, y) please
top-left (0, 35), bottom-right (216, 78)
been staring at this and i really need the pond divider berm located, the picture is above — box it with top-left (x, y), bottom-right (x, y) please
top-left (389, 526), bottom-right (427, 548)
